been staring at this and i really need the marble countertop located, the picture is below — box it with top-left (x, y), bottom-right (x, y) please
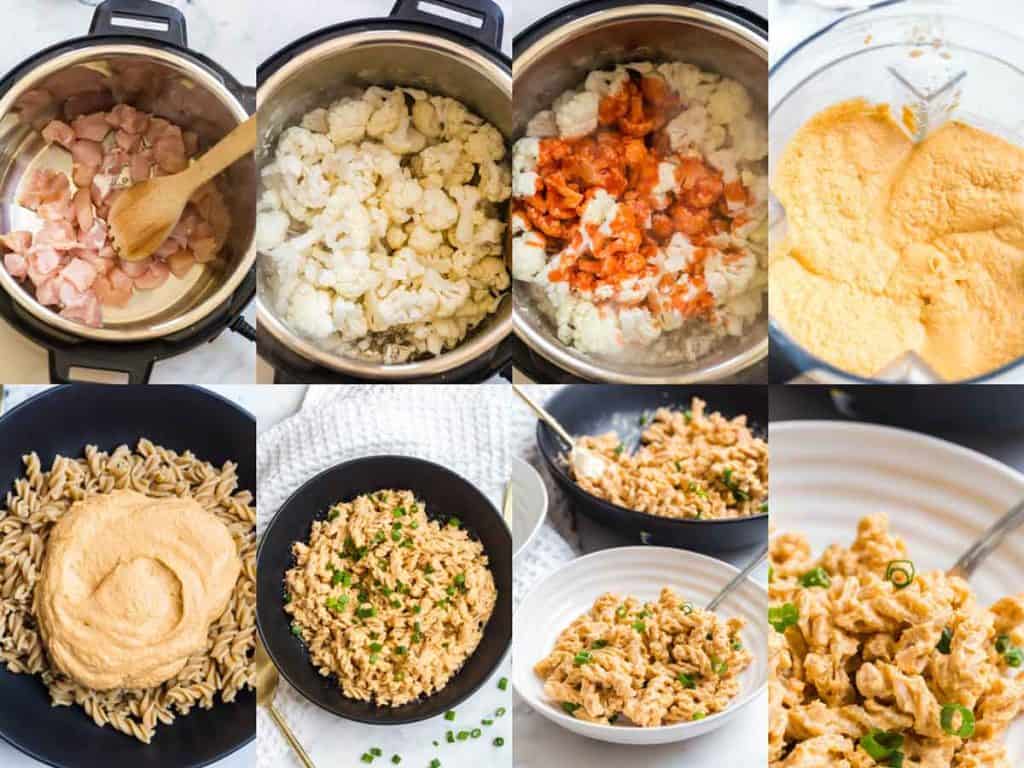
top-left (0, 0), bottom-right (256, 385)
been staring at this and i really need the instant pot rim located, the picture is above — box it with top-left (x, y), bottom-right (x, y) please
top-left (255, 18), bottom-right (514, 381)
top-left (510, 0), bottom-right (770, 384)
top-left (0, 36), bottom-right (256, 344)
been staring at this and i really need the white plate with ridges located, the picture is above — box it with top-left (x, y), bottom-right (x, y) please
top-left (513, 546), bottom-right (768, 745)
top-left (771, 421), bottom-right (1024, 764)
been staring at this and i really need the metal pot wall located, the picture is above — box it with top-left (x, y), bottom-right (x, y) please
top-left (513, 0), bottom-right (769, 383)
top-left (0, 0), bottom-right (256, 383)
top-left (256, 0), bottom-right (513, 383)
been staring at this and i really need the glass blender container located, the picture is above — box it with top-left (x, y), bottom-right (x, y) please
top-left (769, 0), bottom-right (1024, 384)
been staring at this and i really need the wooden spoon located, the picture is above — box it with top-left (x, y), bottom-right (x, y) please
top-left (109, 115), bottom-right (257, 262)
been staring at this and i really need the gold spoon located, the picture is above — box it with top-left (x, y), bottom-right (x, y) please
top-left (255, 637), bottom-right (316, 768)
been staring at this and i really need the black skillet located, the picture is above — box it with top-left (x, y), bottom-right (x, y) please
top-left (0, 385), bottom-right (255, 768)
top-left (256, 455), bottom-right (512, 725)
top-left (536, 385), bottom-right (768, 552)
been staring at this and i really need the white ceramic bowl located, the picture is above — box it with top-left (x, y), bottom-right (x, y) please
top-left (511, 456), bottom-right (548, 560)
top-left (771, 420), bottom-right (1024, 763)
top-left (513, 546), bottom-right (768, 745)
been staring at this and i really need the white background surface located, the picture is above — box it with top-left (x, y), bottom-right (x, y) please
top-left (0, 0), bottom-right (256, 384)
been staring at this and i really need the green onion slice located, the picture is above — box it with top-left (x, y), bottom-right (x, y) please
top-left (859, 729), bottom-right (904, 760)
top-left (799, 567), bottom-right (831, 589)
top-left (768, 603), bottom-right (798, 633)
top-left (885, 560), bottom-right (916, 590)
top-left (940, 703), bottom-right (975, 738)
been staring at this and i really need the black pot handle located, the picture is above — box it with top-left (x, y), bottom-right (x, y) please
top-left (230, 315), bottom-right (257, 342)
top-left (48, 348), bottom-right (154, 385)
top-left (390, 0), bottom-right (503, 52)
top-left (89, 0), bottom-right (188, 47)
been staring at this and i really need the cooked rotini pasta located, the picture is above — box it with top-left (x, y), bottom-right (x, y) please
top-left (570, 397), bottom-right (767, 519)
top-left (769, 515), bottom-right (1024, 768)
top-left (0, 440), bottom-right (255, 744)
top-left (284, 489), bottom-right (496, 706)
top-left (534, 587), bottom-right (751, 727)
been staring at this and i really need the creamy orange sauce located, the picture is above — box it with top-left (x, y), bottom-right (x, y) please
top-left (517, 72), bottom-right (751, 320)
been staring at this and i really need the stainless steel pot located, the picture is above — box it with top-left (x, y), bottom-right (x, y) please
top-left (513, 0), bottom-right (768, 383)
top-left (0, 1), bottom-right (256, 347)
top-left (256, 0), bottom-right (512, 382)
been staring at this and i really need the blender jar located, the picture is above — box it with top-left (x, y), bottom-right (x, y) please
top-left (769, 0), bottom-right (1024, 384)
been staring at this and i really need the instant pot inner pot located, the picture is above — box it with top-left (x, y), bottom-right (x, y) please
top-left (0, 46), bottom-right (255, 335)
top-left (257, 35), bottom-right (512, 364)
top-left (514, 14), bottom-right (767, 380)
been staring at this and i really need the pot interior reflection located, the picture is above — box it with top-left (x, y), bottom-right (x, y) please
top-left (0, 44), bottom-right (255, 341)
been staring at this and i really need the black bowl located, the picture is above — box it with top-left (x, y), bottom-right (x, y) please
top-left (536, 385), bottom-right (768, 552)
top-left (256, 455), bottom-right (512, 724)
top-left (0, 384), bottom-right (255, 768)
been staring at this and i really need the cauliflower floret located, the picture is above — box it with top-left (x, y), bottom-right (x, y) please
top-left (381, 175), bottom-right (424, 224)
top-left (703, 248), bottom-right (758, 302)
top-left (332, 297), bottom-right (369, 339)
top-left (554, 90), bottom-right (599, 138)
top-left (478, 159), bottom-right (512, 203)
top-left (450, 185), bottom-right (481, 247)
top-left (619, 307), bottom-right (661, 346)
top-left (570, 303), bottom-right (621, 356)
top-left (287, 282), bottom-right (335, 339)
top-left (366, 286), bottom-right (439, 330)
top-left (464, 124), bottom-right (506, 163)
top-left (386, 225), bottom-right (408, 250)
top-left (581, 189), bottom-right (619, 235)
top-left (721, 290), bottom-right (762, 336)
top-left (433, 96), bottom-right (483, 139)
top-left (707, 79), bottom-right (752, 126)
top-left (663, 233), bottom-right (697, 273)
top-left (321, 144), bottom-right (378, 201)
top-left (386, 247), bottom-right (426, 282)
top-left (301, 107), bottom-right (329, 133)
top-left (584, 67), bottom-right (630, 97)
top-left (423, 269), bottom-right (471, 317)
top-left (407, 222), bottom-right (443, 253)
top-left (731, 115), bottom-right (768, 163)
top-left (420, 188), bottom-right (459, 231)
top-left (512, 137), bottom-right (540, 198)
top-left (419, 244), bottom-right (455, 273)
top-left (277, 126), bottom-right (333, 161)
top-left (651, 161), bottom-right (678, 210)
top-left (382, 112), bottom-right (427, 155)
top-left (469, 256), bottom-right (509, 291)
top-left (706, 148), bottom-right (740, 184)
top-left (366, 89), bottom-right (407, 138)
top-left (412, 99), bottom-right (442, 138)
top-left (526, 110), bottom-right (558, 138)
top-left (277, 154), bottom-right (330, 212)
top-left (616, 275), bottom-right (656, 304)
top-left (414, 140), bottom-right (462, 178)
top-left (665, 105), bottom-right (725, 156)
top-left (657, 62), bottom-right (720, 104)
top-left (512, 230), bottom-right (547, 281)
top-left (326, 249), bottom-right (381, 299)
top-left (312, 187), bottom-right (372, 251)
top-left (327, 97), bottom-right (373, 145)
top-left (255, 209), bottom-right (289, 252)
top-left (357, 141), bottom-right (403, 179)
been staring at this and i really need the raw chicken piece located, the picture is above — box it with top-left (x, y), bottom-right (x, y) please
top-left (70, 139), bottom-right (103, 168)
top-left (115, 129), bottom-right (141, 152)
top-left (71, 112), bottom-right (111, 142)
top-left (73, 188), bottom-right (94, 232)
top-left (59, 291), bottom-right (101, 326)
top-left (36, 197), bottom-right (74, 223)
top-left (0, 231), bottom-right (32, 253)
top-left (73, 163), bottom-right (95, 189)
top-left (79, 219), bottom-right (107, 251)
top-left (27, 246), bottom-right (63, 284)
top-left (93, 267), bottom-right (134, 307)
top-left (3, 252), bottom-right (27, 279)
top-left (166, 247), bottom-right (195, 277)
top-left (133, 260), bottom-right (170, 290)
top-left (154, 125), bottom-right (187, 173)
top-left (119, 256), bottom-right (152, 278)
top-left (107, 104), bottom-right (149, 134)
top-left (35, 220), bottom-right (77, 251)
top-left (130, 150), bottom-right (153, 182)
top-left (62, 258), bottom-right (98, 292)
top-left (19, 169), bottom-right (70, 209)
top-left (35, 276), bottom-right (60, 306)
top-left (41, 120), bottom-right (75, 149)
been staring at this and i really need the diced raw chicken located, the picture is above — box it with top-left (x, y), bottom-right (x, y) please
top-left (79, 219), bottom-right (107, 251)
top-left (154, 125), bottom-right (187, 173)
top-left (154, 237), bottom-right (180, 259)
top-left (35, 275), bottom-right (60, 306)
top-left (145, 117), bottom-right (171, 144)
top-left (101, 147), bottom-right (129, 175)
top-left (73, 163), bottom-right (96, 189)
top-left (0, 231), bottom-right (32, 254)
top-left (93, 267), bottom-right (134, 307)
top-left (70, 247), bottom-right (112, 275)
top-left (27, 246), bottom-right (63, 284)
top-left (3, 252), bottom-right (27, 279)
top-left (107, 104), bottom-right (149, 134)
top-left (130, 150), bottom-right (152, 182)
top-left (36, 220), bottom-right (77, 250)
top-left (41, 120), bottom-right (75, 150)
top-left (62, 258), bottom-right (98, 291)
top-left (91, 174), bottom-right (115, 207)
top-left (119, 256), bottom-right (152, 278)
top-left (115, 129), bottom-right (141, 152)
top-left (71, 112), bottom-right (111, 142)
top-left (70, 139), bottom-right (103, 168)
top-left (59, 291), bottom-right (101, 326)
top-left (167, 247), bottom-right (195, 277)
top-left (183, 131), bottom-right (199, 156)
top-left (36, 198), bottom-right (74, 223)
top-left (19, 169), bottom-right (70, 209)
top-left (133, 260), bottom-right (170, 290)
top-left (73, 188), bottom-right (94, 232)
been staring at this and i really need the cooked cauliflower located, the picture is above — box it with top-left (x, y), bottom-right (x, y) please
top-left (707, 79), bottom-right (752, 126)
top-left (554, 90), bottom-right (599, 138)
top-left (525, 110), bottom-right (558, 137)
top-left (260, 85), bottom-right (510, 362)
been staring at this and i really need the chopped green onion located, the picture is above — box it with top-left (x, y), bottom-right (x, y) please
top-left (996, 635), bottom-right (1012, 654)
top-left (394, 645), bottom-right (407, 656)
top-left (940, 703), bottom-right (975, 738)
top-left (454, 573), bottom-right (466, 588)
top-left (325, 595), bottom-right (348, 612)
top-left (688, 481), bottom-right (707, 499)
top-left (493, 737), bottom-right (504, 747)
top-left (615, 605), bottom-right (627, 618)
top-left (677, 672), bottom-right (697, 689)
top-left (731, 640), bottom-right (743, 651)
top-left (391, 756), bottom-right (401, 765)
top-left (684, 409), bottom-right (692, 422)
top-left (470, 729), bottom-right (482, 739)
top-left (393, 506), bottom-right (406, 517)
top-left (562, 702), bottom-right (580, 715)
top-left (457, 731), bottom-right (469, 741)
top-left (768, 566), bottom-right (774, 583)
top-left (937, 627), bottom-right (953, 655)
top-left (369, 653), bottom-right (379, 664)
top-left (290, 622), bottom-right (302, 637)
top-left (720, 467), bottom-right (749, 502)
top-left (498, 677), bottom-right (508, 690)
top-left (692, 712), bottom-right (706, 721)
top-left (495, 707), bottom-right (507, 717)
top-left (768, 603), bottom-right (799, 633)
top-left (614, 443), bottom-right (624, 456)
top-left (369, 642), bottom-right (383, 653)
top-left (574, 651), bottom-right (593, 666)
top-left (639, 412), bottom-right (648, 426)
top-left (370, 748), bottom-right (382, 757)
top-left (448, 517), bottom-right (461, 528)
top-left (1006, 648), bottom-right (1023, 667)
top-left (632, 620), bottom-right (646, 633)
top-left (759, 501), bottom-right (768, 514)
top-left (430, 760), bottom-right (441, 768)
top-left (446, 730), bottom-right (454, 743)
top-left (859, 729), bottom-right (904, 760)
top-left (444, 710), bottom-right (456, 721)
top-left (710, 656), bottom-right (728, 676)
top-left (885, 560), bottom-right (916, 590)
top-left (800, 567), bottom-right (831, 589)
top-left (591, 639), bottom-right (608, 650)
top-left (482, 718), bottom-right (493, 726)
top-left (680, 602), bottom-right (694, 615)
top-left (391, 530), bottom-right (402, 541)
top-left (357, 604), bottom-right (376, 619)
top-left (328, 507), bottom-right (341, 521)
top-left (360, 754), bottom-right (373, 764)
